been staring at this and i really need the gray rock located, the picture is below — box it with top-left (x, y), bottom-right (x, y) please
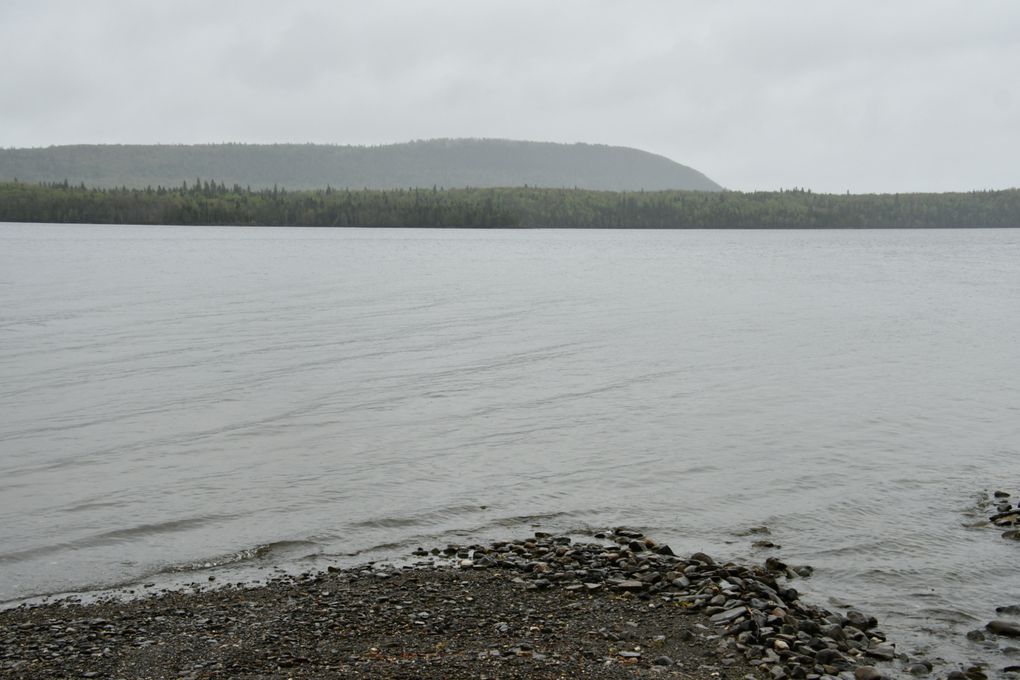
top-left (613, 579), bottom-right (646, 592)
top-left (988, 620), bottom-right (1020, 638)
top-left (711, 607), bottom-right (748, 624)
top-left (906, 662), bottom-right (931, 675)
top-left (821, 623), bottom-right (847, 642)
top-left (998, 605), bottom-right (1020, 615)
top-left (855, 666), bottom-right (884, 680)
top-left (991, 510), bottom-right (1020, 526)
top-left (652, 655), bottom-right (674, 666)
top-left (845, 610), bottom-right (876, 630)
top-left (815, 649), bottom-right (844, 665)
top-left (690, 551), bottom-right (716, 566)
top-left (865, 645), bottom-right (896, 661)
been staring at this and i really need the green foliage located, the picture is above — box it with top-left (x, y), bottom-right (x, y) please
top-left (1, 182), bottom-right (1018, 229)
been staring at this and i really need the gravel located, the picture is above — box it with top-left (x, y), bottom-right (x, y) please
top-left (1, 528), bottom-right (895, 679)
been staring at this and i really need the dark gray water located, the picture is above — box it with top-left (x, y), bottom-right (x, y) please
top-left (1, 224), bottom-right (1018, 670)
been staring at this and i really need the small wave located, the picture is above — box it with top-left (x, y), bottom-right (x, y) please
top-left (0, 515), bottom-right (233, 564)
top-left (163, 540), bottom-right (320, 573)
top-left (347, 503), bottom-right (488, 531)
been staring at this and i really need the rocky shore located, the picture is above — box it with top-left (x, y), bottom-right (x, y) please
top-left (0, 528), bottom-right (916, 680)
top-left (6, 521), bottom-right (1020, 680)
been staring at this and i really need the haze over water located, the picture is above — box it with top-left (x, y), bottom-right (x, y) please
top-left (1, 224), bottom-right (1018, 669)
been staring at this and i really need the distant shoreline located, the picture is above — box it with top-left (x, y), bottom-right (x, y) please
top-left (2, 182), bottom-right (1018, 229)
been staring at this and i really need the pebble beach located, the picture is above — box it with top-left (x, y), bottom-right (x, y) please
top-left (0, 528), bottom-right (918, 680)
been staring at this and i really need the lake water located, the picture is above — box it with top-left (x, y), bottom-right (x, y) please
top-left (1, 223), bottom-right (1018, 671)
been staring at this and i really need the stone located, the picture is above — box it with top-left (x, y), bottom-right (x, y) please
top-left (821, 623), bottom-right (847, 642)
top-left (906, 662), bottom-right (931, 675)
top-left (987, 620), bottom-right (1020, 638)
top-left (690, 552), bottom-right (715, 566)
top-left (710, 607), bottom-right (747, 625)
top-left (865, 645), bottom-right (896, 661)
top-left (997, 605), bottom-right (1020, 615)
top-left (991, 510), bottom-right (1020, 526)
top-left (652, 655), bottom-right (674, 666)
top-left (815, 649), bottom-right (844, 665)
top-left (845, 610), bottom-right (875, 630)
top-left (855, 666), bottom-right (884, 680)
top-left (614, 580), bottom-right (646, 592)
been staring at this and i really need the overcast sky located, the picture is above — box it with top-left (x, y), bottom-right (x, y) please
top-left (2, 0), bottom-right (1017, 193)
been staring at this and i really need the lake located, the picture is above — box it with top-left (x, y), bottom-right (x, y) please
top-left (1, 223), bottom-right (1018, 670)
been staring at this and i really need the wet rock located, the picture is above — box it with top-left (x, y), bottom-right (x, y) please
top-left (906, 661), bottom-right (932, 675)
top-left (854, 665), bottom-right (884, 680)
top-left (690, 552), bottom-right (716, 566)
top-left (987, 620), bottom-right (1020, 638)
top-left (964, 666), bottom-right (987, 680)
top-left (653, 655), bottom-right (674, 665)
top-left (845, 610), bottom-right (876, 631)
top-left (991, 510), bottom-right (1020, 526)
top-left (997, 605), bottom-right (1020, 615)
top-left (865, 644), bottom-right (896, 661)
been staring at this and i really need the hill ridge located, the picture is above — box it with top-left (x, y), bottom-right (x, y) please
top-left (0, 139), bottom-right (722, 192)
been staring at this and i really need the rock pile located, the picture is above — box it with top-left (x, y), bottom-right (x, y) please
top-left (990, 490), bottom-right (1020, 540)
top-left (421, 528), bottom-right (894, 680)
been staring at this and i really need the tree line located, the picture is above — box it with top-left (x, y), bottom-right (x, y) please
top-left (1, 180), bottom-right (1018, 229)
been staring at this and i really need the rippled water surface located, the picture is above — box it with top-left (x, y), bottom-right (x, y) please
top-left (1, 224), bottom-right (1018, 668)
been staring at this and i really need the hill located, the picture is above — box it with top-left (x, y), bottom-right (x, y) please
top-left (0, 139), bottom-right (722, 192)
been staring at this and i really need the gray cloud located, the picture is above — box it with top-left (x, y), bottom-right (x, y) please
top-left (1, 0), bottom-right (1017, 192)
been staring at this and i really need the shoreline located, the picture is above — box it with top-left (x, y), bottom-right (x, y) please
top-left (0, 529), bottom-right (905, 680)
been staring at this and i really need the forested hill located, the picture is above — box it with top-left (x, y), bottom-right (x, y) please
top-left (0, 139), bottom-right (722, 192)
